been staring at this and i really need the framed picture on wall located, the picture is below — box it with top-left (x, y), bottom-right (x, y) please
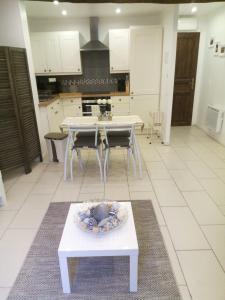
top-left (219, 44), bottom-right (225, 57)
top-left (208, 37), bottom-right (215, 48)
top-left (214, 42), bottom-right (220, 55)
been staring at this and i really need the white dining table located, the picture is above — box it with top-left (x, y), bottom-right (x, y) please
top-left (60, 115), bottom-right (144, 129)
top-left (60, 115), bottom-right (143, 180)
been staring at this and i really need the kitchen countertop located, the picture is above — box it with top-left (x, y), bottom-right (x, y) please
top-left (38, 91), bottom-right (130, 107)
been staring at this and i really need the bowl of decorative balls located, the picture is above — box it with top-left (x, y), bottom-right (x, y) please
top-left (76, 202), bottom-right (128, 234)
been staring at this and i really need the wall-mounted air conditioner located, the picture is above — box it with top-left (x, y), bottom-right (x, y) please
top-left (206, 105), bottom-right (224, 133)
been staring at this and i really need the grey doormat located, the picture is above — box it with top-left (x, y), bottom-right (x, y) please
top-left (8, 201), bottom-right (181, 300)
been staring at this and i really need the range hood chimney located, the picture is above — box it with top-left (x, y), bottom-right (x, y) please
top-left (81, 17), bottom-right (108, 51)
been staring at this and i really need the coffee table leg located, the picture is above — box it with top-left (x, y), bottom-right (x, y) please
top-left (59, 256), bottom-right (71, 293)
top-left (130, 254), bottom-right (138, 292)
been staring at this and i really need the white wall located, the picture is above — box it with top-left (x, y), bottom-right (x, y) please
top-left (160, 6), bottom-right (178, 145)
top-left (0, 0), bottom-right (25, 47)
top-left (196, 7), bottom-right (225, 145)
top-left (0, 0), bottom-right (44, 155)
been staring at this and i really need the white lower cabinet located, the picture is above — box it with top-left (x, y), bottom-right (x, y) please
top-left (129, 95), bottom-right (159, 127)
top-left (111, 96), bottom-right (130, 116)
top-left (47, 99), bottom-right (64, 132)
top-left (62, 98), bottom-right (82, 117)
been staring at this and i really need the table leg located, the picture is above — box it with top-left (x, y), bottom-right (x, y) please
top-left (59, 256), bottom-right (71, 293)
top-left (130, 254), bottom-right (138, 292)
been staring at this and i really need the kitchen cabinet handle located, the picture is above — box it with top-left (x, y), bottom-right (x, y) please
top-left (119, 98), bottom-right (121, 101)
top-left (70, 100), bottom-right (73, 103)
top-left (44, 69), bottom-right (46, 72)
top-left (51, 106), bottom-right (53, 109)
top-left (131, 97), bottom-right (134, 100)
top-left (49, 69), bottom-right (51, 72)
top-left (131, 91), bottom-right (134, 94)
top-left (78, 106), bottom-right (81, 109)
top-left (111, 67), bottom-right (114, 70)
top-left (77, 68), bottom-right (80, 71)
top-left (55, 111), bottom-right (58, 114)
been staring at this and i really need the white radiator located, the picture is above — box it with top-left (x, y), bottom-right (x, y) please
top-left (206, 105), bottom-right (224, 133)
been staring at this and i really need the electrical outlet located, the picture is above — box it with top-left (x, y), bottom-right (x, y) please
top-left (48, 78), bottom-right (56, 83)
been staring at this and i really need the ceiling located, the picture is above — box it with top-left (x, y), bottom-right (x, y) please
top-left (25, 2), bottom-right (165, 18)
top-left (179, 2), bottom-right (225, 16)
top-left (25, 1), bottom-right (225, 18)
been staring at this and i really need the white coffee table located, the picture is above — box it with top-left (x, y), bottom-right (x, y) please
top-left (58, 202), bottom-right (139, 293)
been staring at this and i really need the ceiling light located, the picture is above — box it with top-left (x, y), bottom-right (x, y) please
top-left (62, 10), bottom-right (67, 16)
top-left (53, 0), bottom-right (59, 5)
top-left (191, 6), bottom-right (198, 13)
top-left (115, 8), bottom-right (121, 14)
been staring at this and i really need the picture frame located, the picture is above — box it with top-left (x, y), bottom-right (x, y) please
top-left (209, 37), bottom-right (215, 48)
top-left (219, 44), bottom-right (225, 57)
top-left (214, 42), bottom-right (220, 56)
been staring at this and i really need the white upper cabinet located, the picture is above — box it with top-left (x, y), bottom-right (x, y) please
top-left (31, 31), bottom-right (82, 75)
top-left (109, 29), bottom-right (130, 73)
top-left (58, 32), bottom-right (82, 74)
top-left (130, 26), bottom-right (163, 95)
top-left (45, 34), bottom-right (62, 73)
top-left (31, 35), bottom-right (48, 74)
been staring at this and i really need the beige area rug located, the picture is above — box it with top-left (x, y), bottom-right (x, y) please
top-left (8, 201), bottom-right (181, 300)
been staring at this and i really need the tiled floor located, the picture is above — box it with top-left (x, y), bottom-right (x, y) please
top-left (1, 126), bottom-right (225, 300)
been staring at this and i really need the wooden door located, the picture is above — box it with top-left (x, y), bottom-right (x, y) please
top-left (130, 26), bottom-right (162, 95)
top-left (172, 32), bottom-right (200, 126)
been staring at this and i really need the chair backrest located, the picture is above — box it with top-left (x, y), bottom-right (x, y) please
top-left (68, 125), bottom-right (99, 147)
top-left (103, 124), bottom-right (135, 147)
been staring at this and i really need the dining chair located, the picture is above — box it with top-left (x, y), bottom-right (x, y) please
top-left (103, 125), bottom-right (136, 182)
top-left (64, 126), bottom-right (103, 181)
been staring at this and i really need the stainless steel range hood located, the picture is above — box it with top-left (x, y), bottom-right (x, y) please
top-left (81, 17), bottom-right (108, 51)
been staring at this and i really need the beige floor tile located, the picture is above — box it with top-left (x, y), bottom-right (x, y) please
top-left (130, 191), bottom-right (152, 200)
top-left (80, 183), bottom-right (104, 193)
top-left (78, 193), bottom-right (104, 202)
top-left (200, 179), bottom-right (225, 206)
top-left (162, 207), bottom-right (210, 250)
top-left (174, 147), bottom-right (199, 161)
top-left (149, 192), bottom-right (166, 226)
top-left (213, 168), bottom-right (225, 183)
top-left (52, 188), bottom-right (80, 203)
top-left (161, 154), bottom-right (186, 170)
top-left (152, 180), bottom-right (186, 206)
top-left (16, 163), bottom-right (47, 183)
top-left (201, 225), bottom-right (225, 271)
top-left (201, 152), bottom-right (225, 169)
top-left (23, 194), bottom-right (52, 210)
top-left (183, 191), bottom-right (225, 225)
top-left (160, 226), bottom-right (186, 285)
top-left (219, 205), bottom-right (225, 216)
top-left (170, 170), bottom-right (203, 192)
top-left (2, 182), bottom-right (35, 211)
top-left (178, 250), bottom-right (225, 300)
top-left (146, 162), bottom-right (171, 179)
top-left (178, 286), bottom-right (192, 300)
top-left (185, 161), bottom-right (216, 179)
top-left (0, 287), bottom-right (10, 300)
top-left (0, 229), bottom-right (36, 287)
top-left (0, 211), bottom-right (17, 229)
top-left (9, 207), bottom-right (47, 229)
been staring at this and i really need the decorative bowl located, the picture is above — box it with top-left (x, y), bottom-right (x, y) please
top-left (75, 202), bottom-right (128, 234)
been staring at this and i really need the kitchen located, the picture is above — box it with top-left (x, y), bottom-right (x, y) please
top-left (25, 2), bottom-right (174, 155)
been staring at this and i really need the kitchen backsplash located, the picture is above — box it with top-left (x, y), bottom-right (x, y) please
top-left (36, 51), bottom-right (128, 94)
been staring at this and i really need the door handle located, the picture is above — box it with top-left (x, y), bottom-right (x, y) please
top-left (191, 78), bottom-right (195, 90)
